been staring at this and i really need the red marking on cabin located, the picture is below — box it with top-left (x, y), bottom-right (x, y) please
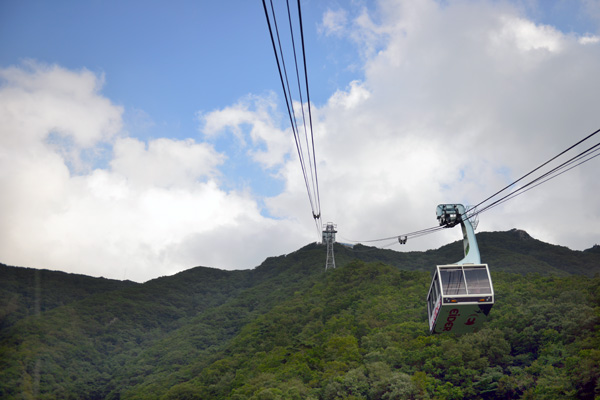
top-left (465, 314), bottom-right (477, 326)
top-left (443, 308), bottom-right (460, 331)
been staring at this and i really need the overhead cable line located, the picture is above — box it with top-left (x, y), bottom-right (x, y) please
top-left (262, 0), bottom-right (323, 238)
top-left (345, 127), bottom-right (600, 246)
top-left (477, 151), bottom-right (600, 214)
top-left (469, 139), bottom-right (600, 218)
top-left (263, 0), bottom-right (312, 211)
top-left (344, 225), bottom-right (444, 244)
top-left (468, 127), bottom-right (600, 213)
top-left (283, 0), bottom-right (321, 228)
top-left (297, 0), bottom-right (321, 219)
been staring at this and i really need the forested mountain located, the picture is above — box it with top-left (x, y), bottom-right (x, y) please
top-left (339, 229), bottom-right (600, 277)
top-left (0, 265), bottom-right (138, 331)
top-left (0, 229), bottom-right (598, 399)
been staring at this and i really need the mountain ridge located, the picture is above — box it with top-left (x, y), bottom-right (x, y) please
top-left (1, 229), bottom-right (598, 399)
top-left (2, 229), bottom-right (598, 334)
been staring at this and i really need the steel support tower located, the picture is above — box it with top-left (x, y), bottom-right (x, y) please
top-left (322, 222), bottom-right (337, 270)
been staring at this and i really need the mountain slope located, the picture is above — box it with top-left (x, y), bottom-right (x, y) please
top-left (0, 230), bottom-right (598, 399)
top-left (130, 262), bottom-right (599, 399)
top-left (478, 229), bottom-right (600, 276)
top-left (0, 244), bottom-right (331, 399)
top-left (335, 228), bottom-right (600, 276)
top-left (0, 263), bottom-right (138, 332)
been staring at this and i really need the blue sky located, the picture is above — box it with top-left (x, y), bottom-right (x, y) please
top-left (0, 0), bottom-right (364, 197)
top-left (1, 0), bottom-right (599, 282)
top-left (1, 0), bottom-right (361, 129)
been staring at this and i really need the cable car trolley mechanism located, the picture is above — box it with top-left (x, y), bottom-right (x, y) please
top-left (427, 204), bottom-right (494, 334)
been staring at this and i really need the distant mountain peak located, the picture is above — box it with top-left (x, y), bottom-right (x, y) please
top-left (584, 244), bottom-right (600, 254)
top-left (510, 228), bottom-right (532, 240)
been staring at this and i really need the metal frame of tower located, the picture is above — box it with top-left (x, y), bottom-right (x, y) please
top-left (322, 222), bottom-right (337, 270)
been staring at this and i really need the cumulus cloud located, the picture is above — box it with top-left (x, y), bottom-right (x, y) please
top-left (492, 16), bottom-right (565, 52)
top-left (199, 93), bottom-right (293, 169)
top-left (319, 9), bottom-right (348, 37)
top-left (319, 4), bottom-right (389, 59)
top-left (327, 80), bottom-right (371, 109)
top-left (0, 62), bottom-right (121, 150)
top-left (579, 34), bottom-right (600, 44)
top-left (110, 137), bottom-right (223, 188)
top-left (2, 0), bottom-right (599, 282)
top-left (0, 63), bottom-right (304, 282)
top-left (272, 0), bottom-right (600, 253)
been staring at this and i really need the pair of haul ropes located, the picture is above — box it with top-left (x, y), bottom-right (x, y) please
top-left (427, 204), bottom-right (495, 334)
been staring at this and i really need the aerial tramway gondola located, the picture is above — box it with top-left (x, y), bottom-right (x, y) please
top-left (427, 204), bottom-right (494, 334)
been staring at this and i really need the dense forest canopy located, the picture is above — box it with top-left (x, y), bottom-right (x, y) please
top-left (0, 229), bottom-right (598, 399)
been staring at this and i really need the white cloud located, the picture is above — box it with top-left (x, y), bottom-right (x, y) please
top-left (270, 0), bottom-right (600, 254)
top-left (199, 93), bottom-right (293, 169)
top-left (0, 61), bottom-right (121, 150)
top-left (2, 0), bottom-right (599, 283)
top-left (492, 16), bottom-right (565, 52)
top-left (0, 63), bottom-right (305, 282)
top-left (320, 4), bottom-right (389, 59)
top-left (319, 9), bottom-right (348, 37)
top-left (579, 34), bottom-right (600, 44)
top-left (328, 80), bottom-right (371, 109)
top-left (110, 137), bottom-right (224, 188)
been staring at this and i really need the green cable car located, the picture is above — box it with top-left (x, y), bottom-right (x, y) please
top-left (427, 204), bottom-right (494, 334)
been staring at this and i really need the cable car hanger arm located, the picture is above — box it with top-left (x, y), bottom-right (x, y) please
top-left (436, 204), bottom-right (481, 265)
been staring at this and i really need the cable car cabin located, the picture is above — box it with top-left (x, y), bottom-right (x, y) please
top-left (427, 264), bottom-right (494, 334)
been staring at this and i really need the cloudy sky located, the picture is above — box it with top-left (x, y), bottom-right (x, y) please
top-left (1, 0), bottom-right (599, 282)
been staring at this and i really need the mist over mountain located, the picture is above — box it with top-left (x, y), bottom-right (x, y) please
top-left (1, 229), bottom-right (598, 399)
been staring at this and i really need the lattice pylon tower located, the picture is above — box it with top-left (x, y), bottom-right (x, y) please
top-left (322, 222), bottom-right (337, 270)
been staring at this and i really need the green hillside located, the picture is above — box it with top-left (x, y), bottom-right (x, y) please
top-left (0, 230), bottom-right (599, 399)
top-left (0, 264), bottom-right (138, 331)
top-left (338, 229), bottom-right (600, 277)
top-left (182, 263), bottom-right (599, 399)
